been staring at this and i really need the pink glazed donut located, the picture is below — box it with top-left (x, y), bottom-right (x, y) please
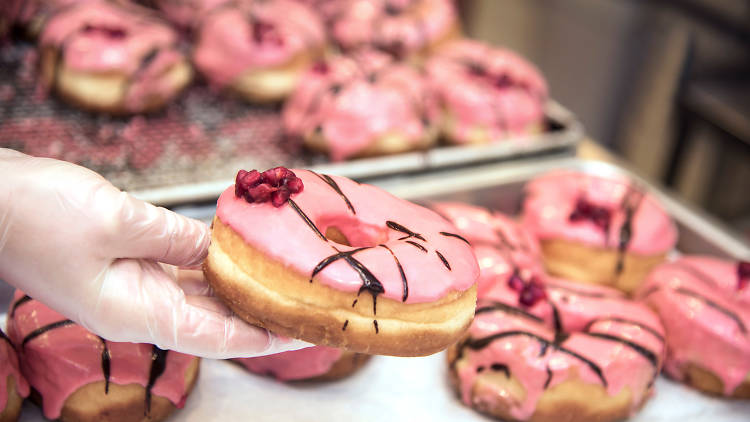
top-left (204, 167), bottom-right (479, 357)
top-left (235, 345), bottom-right (370, 381)
top-left (636, 256), bottom-right (750, 398)
top-left (425, 39), bottom-right (548, 145)
top-left (449, 276), bottom-right (665, 422)
top-left (193, 0), bottom-right (326, 102)
top-left (283, 49), bottom-right (441, 161)
top-left (428, 202), bottom-right (543, 298)
top-left (330, 0), bottom-right (460, 59)
top-left (522, 170), bottom-right (678, 293)
top-left (0, 330), bottom-right (28, 422)
top-left (38, 0), bottom-right (192, 114)
top-left (6, 291), bottom-right (200, 422)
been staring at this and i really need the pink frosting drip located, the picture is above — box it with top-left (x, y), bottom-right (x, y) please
top-left (282, 50), bottom-right (439, 161)
top-left (428, 202), bottom-right (542, 298)
top-left (6, 291), bottom-right (196, 420)
top-left (0, 332), bottom-right (29, 411)
top-left (458, 277), bottom-right (664, 420)
top-left (235, 345), bottom-right (343, 381)
top-left (193, 0), bottom-right (325, 88)
top-left (426, 39), bottom-right (548, 143)
top-left (636, 256), bottom-right (750, 395)
top-left (522, 170), bottom-right (678, 255)
top-left (216, 169), bottom-right (479, 303)
top-left (39, 1), bottom-right (186, 111)
top-left (331, 0), bottom-right (456, 55)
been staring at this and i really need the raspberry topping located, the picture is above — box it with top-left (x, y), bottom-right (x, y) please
top-left (82, 24), bottom-right (127, 39)
top-left (508, 274), bottom-right (547, 307)
top-left (569, 198), bottom-right (611, 233)
top-left (252, 20), bottom-right (283, 46)
top-left (311, 61), bottom-right (329, 74)
top-left (235, 167), bottom-right (303, 207)
top-left (738, 261), bottom-right (750, 290)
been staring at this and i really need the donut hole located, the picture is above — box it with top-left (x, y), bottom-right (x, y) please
top-left (320, 217), bottom-right (389, 248)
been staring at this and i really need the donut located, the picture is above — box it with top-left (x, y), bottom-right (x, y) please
top-left (448, 275), bottom-right (665, 422)
top-left (235, 345), bottom-right (370, 381)
top-left (427, 202), bottom-right (543, 297)
top-left (0, 331), bottom-right (28, 422)
top-left (425, 39), bottom-right (548, 145)
top-left (330, 0), bottom-right (460, 60)
top-left (635, 256), bottom-right (750, 397)
top-left (193, 0), bottom-right (326, 103)
top-left (282, 49), bottom-right (441, 161)
top-left (38, 0), bottom-right (192, 114)
top-left (522, 170), bottom-right (678, 293)
top-left (204, 167), bottom-right (479, 357)
top-left (6, 291), bottom-right (200, 422)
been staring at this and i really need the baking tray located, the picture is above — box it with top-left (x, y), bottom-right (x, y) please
top-left (9, 157), bottom-right (750, 421)
top-left (0, 41), bottom-right (583, 207)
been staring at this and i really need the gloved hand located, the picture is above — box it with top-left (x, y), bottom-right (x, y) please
top-left (0, 148), bottom-right (308, 358)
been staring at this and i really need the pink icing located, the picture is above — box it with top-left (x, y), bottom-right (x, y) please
top-left (282, 50), bottom-right (439, 161)
top-left (0, 331), bottom-right (29, 412)
top-left (193, 0), bottom-right (325, 88)
top-left (331, 0), bottom-right (456, 56)
top-left (155, 0), bottom-right (232, 28)
top-left (39, 1), bottom-right (187, 112)
top-left (522, 170), bottom-right (678, 255)
top-left (636, 256), bottom-right (750, 395)
top-left (457, 276), bottom-right (664, 420)
top-left (6, 291), bottom-right (196, 420)
top-left (235, 345), bottom-right (343, 381)
top-left (216, 169), bottom-right (479, 304)
top-left (426, 39), bottom-right (548, 143)
top-left (428, 202), bottom-right (542, 298)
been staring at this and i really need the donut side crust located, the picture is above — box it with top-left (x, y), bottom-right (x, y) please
top-left (306, 351), bottom-right (371, 382)
top-left (205, 217), bottom-right (477, 357)
top-left (53, 356), bottom-right (200, 422)
top-left (230, 48), bottom-right (324, 103)
top-left (447, 346), bottom-right (639, 422)
top-left (0, 376), bottom-right (24, 422)
top-left (539, 238), bottom-right (668, 294)
top-left (677, 363), bottom-right (750, 399)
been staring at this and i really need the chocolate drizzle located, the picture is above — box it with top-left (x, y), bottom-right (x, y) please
top-left (405, 240), bottom-right (427, 252)
top-left (435, 250), bottom-right (451, 270)
top-left (312, 246), bottom-right (385, 315)
top-left (342, 320), bottom-right (349, 331)
top-left (99, 336), bottom-right (111, 394)
top-left (543, 366), bottom-right (553, 389)
top-left (439, 231), bottom-right (471, 245)
top-left (386, 221), bottom-right (425, 241)
top-left (379, 244), bottom-right (408, 302)
top-left (583, 317), bottom-right (665, 343)
top-left (615, 189), bottom-right (643, 275)
top-left (373, 320), bottom-right (379, 333)
top-left (22, 319), bottom-right (75, 348)
top-left (10, 294), bottom-right (32, 318)
top-left (310, 171), bottom-right (356, 214)
top-left (461, 331), bottom-right (607, 387)
top-left (145, 345), bottom-right (168, 415)
top-left (584, 332), bottom-right (659, 383)
top-left (288, 198), bottom-right (326, 240)
top-left (675, 287), bottom-right (747, 333)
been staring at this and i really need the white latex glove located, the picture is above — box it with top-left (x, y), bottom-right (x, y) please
top-left (0, 148), bottom-right (309, 359)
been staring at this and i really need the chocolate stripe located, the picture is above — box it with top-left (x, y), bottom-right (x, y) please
top-left (464, 331), bottom-right (607, 387)
top-left (615, 189), bottom-right (643, 274)
top-left (349, 254), bottom-right (385, 315)
top-left (495, 229), bottom-right (517, 251)
top-left (145, 346), bottom-right (169, 415)
top-left (583, 317), bottom-right (665, 343)
top-left (310, 172), bottom-right (356, 214)
top-left (405, 240), bottom-right (427, 252)
top-left (22, 319), bottom-right (75, 348)
top-left (288, 199), bottom-right (326, 241)
top-left (311, 247), bottom-right (370, 280)
top-left (439, 231), bottom-right (471, 245)
top-left (490, 363), bottom-right (510, 378)
top-left (543, 366), bottom-right (553, 389)
top-left (10, 294), bottom-right (32, 318)
top-left (675, 287), bottom-right (747, 333)
top-left (380, 244), bottom-right (408, 302)
top-left (386, 221), bottom-right (425, 241)
top-left (584, 332), bottom-right (659, 385)
top-left (98, 336), bottom-right (111, 394)
top-left (435, 250), bottom-right (451, 270)
top-left (475, 301), bottom-right (544, 323)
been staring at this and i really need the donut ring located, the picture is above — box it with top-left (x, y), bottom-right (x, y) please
top-left (6, 292), bottom-right (200, 422)
top-left (636, 256), bottom-right (750, 397)
top-left (522, 170), bottom-right (678, 293)
top-left (38, 1), bottom-right (192, 114)
top-left (204, 168), bottom-right (479, 356)
top-left (235, 345), bottom-right (370, 382)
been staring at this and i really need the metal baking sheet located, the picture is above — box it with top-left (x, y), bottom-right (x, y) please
top-left (10, 157), bottom-right (750, 421)
top-left (0, 41), bottom-right (583, 207)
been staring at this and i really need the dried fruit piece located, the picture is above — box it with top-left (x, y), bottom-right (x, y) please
top-left (234, 167), bottom-right (303, 207)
